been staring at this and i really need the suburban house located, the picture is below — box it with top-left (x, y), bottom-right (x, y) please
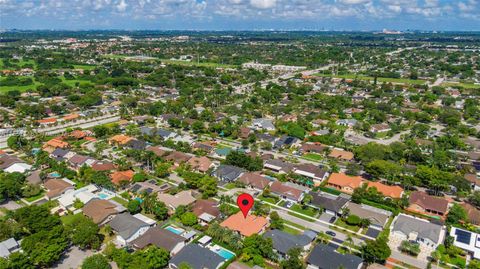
top-left (91, 161), bottom-right (116, 172)
top-left (366, 181), bottom-right (404, 199)
top-left (465, 173), bottom-right (480, 191)
top-left (263, 229), bottom-right (317, 259)
top-left (109, 213), bottom-right (151, 246)
top-left (187, 156), bottom-right (214, 173)
top-left (328, 149), bottom-right (354, 161)
top-left (130, 180), bottom-right (170, 195)
top-left (310, 191), bottom-right (350, 216)
top-left (462, 203), bottom-right (480, 226)
top-left (264, 159), bottom-right (295, 174)
top-left (274, 135), bottom-right (300, 149)
top-left (108, 134), bottom-right (134, 146)
top-left (238, 172), bottom-right (271, 191)
top-left (26, 170), bottom-right (42, 185)
top-left (0, 238), bottom-right (20, 259)
top-left (270, 181), bottom-right (304, 202)
top-left (192, 199), bottom-right (221, 225)
top-left (347, 202), bottom-right (392, 230)
top-left (169, 244), bottom-right (225, 269)
top-left (132, 227), bottom-right (187, 255)
top-left (147, 146), bottom-right (169, 157)
top-left (299, 143), bottom-right (327, 154)
top-left (44, 178), bottom-right (75, 200)
top-left (42, 138), bottom-right (69, 153)
top-left (326, 173), bottom-right (364, 194)
top-left (110, 170), bottom-right (135, 186)
top-left (0, 154), bottom-right (32, 173)
top-left (57, 184), bottom-right (99, 210)
top-left (192, 141), bottom-right (216, 153)
top-left (293, 164), bottom-right (329, 186)
top-left (450, 227), bottom-right (480, 260)
top-left (83, 199), bottom-right (126, 225)
top-left (370, 123), bottom-right (391, 133)
top-left (251, 118), bottom-right (275, 131)
top-left (220, 212), bottom-right (269, 237)
top-left (141, 127), bottom-right (177, 140)
top-left (164, 151), bottom-right (192, 166)
top-left (213, 165), bottom-right (245, 182)
top-left (307, 244), bottom-right (364, 269)
top-left (389, 214), bottom-right (446, 259)
top-left (157, 190), bottom-right (196, 212)
top-left (408, 191), bottom-right (450, 217)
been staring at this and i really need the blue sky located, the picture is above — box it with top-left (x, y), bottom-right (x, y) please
top-left (1, 0), bottom-right (479, 31)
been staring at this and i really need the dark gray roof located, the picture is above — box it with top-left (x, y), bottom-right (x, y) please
top-left (109, 213), bottom-right (149, 240)
top-left (132, 227), bottom-right (185, 251)
top-left (127, 139), bottom-right (146, 150)
top-left (307, 244), bottom-right (363, 269)
top-left (213, 165), bottom-right (245, 182)
top-left (310, 192), bottom-right (350, 213)
top-left (274, 135), bottom-right (298, 149)
top-left (170, 244), bottom-right (224, 269)
top-left (51, 148), bottom-right (70, 158)
top-left (263, 229), bottom-right (317, 255)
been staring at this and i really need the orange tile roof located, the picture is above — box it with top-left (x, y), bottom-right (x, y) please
top-left (109, 134), bottom-right (133, 145)
top-left (110, 170), bottom-right (135, 185)
top-left (327, 173), bottom-right (364, 189)
top-left (63, 114), bottom-right (80, 121)
top-left (367, 181), bottom-right (404, 199)
top-left (43, 138), bottom-right (69, 149)
top-left (69, 130), bottom-right (86, 139)
top-left (37, 118), bottom-right (57, 124)
top-left (220, 212), bottom-right (268, 236)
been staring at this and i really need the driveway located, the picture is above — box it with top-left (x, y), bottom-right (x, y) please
top-left (0, 200), bottom-right (23, 211)
top-left (318, 212), bottom-right (336, 223)
top-left (52, 246), bottom-right (94, 269)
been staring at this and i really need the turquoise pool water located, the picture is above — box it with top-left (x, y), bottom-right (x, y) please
top-left (97, 193), bottom-right (109, 199)
top-left (165, 226), bottom-right (183, 235)
top-left (213, 247), bottom-right (235, 260)
top-left (49, 172), bottom-right (61, 178)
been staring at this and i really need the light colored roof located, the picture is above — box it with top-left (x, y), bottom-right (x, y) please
top-left (347, 202), bottom-right (391, 227)
top-left (157, 190), bottom-right (196, 209)
top-left (220, 212), bottom-right (268, 236)
top-left (83, 199), bottom-right (124, 224)
top-left (4, 162), bottom-right (32, 173)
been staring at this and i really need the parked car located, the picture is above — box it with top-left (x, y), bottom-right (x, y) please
top-left (285, 201), bottom-right (293, 208)
top-left (326, 231), bottom-right (336, 237)
top-left (329, 216), bottom-right (336, 223)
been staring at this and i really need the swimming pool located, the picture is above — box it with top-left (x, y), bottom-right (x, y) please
top-left (165, 226), bottom-right (184, 235)
top-left (212, 246), bottom-right (235, 260)
top-left (49, 172), bottom-right (61, 178)
top-left (97, 193), bottom-right (109, 199)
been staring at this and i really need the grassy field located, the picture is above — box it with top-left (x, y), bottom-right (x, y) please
top-left (73, 64), bottom-right (96, 70)
top-left (442, 82), bottom-right (480, 89)
top-left (314, 73), bottom-right (427, 85)
top-left (334, 218), bottom-right (361, 232)
top-left (24, 191), bottom-right (46, 202)
top-left (111, 196), bottom-right (129, 207)
top-left (290, 204), bottom-right (318, 217)
top-left (160, 59), bottom-right (237, 69)
top-left (258, 194), bottom-right (280, 204)
top-left (302, 153), bottom-right (323, 161)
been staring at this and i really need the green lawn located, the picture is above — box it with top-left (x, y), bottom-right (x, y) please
top-left (61, 212), bottom-right (84, 225)
top-left (160, 59), bottom-right (237, 69)
top-left (258, 194), bottom-right (279, 204)
top-left (223, 182), bottom-right (237, 190)
top-left (73, 64), bottom-right (96, 70)
top-left (334, 218), bottom-right (361, 232)
top-left (111, 196), bottom-right (129, 207)
top-left (281, 225), bottom-right (301, 235)
top-left (288, 211), bottom-right (315, 222)
top-left (283, 219), bottom-right (306, 230)
top-left (314, 73), bottom-right (427, 85)
top-left (290, 204), bottom-right (318, 217)
top-left (24, 191), bottom-right (45, 202)
top-left (302, 153), bottom-right (323, 161)
top-left (442, 82), bottom-right (480, 89)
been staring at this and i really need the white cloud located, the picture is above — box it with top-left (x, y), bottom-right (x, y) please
top-left (116, 0), bottom-right (127, 12)
top-left (250, 0), bottom-right (276, 9)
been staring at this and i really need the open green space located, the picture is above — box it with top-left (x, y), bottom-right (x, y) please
top-left (258, 194), bottom-right (280, 204)
top-left (314, 73), bottom-right (427, 85)
top-left (333, 218), bottom-right (361, 232)
top-left (111, 196), bottom-right (129, 207)
top-left (289, 204), bottom-right (318, 217)
top-left (442, 82), bottom-right (480, 89)
top-left (23, 191), bottom-right (46, 202)
top-left (302, 153), bottom-right (323, 161)
top-left (160, 59), bottom-right (237, 69)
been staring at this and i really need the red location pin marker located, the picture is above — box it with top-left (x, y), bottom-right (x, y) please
top-left (237, 193), bottom-right (254, 218)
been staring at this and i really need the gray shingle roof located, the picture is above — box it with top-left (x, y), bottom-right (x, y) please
top-left (263, 229), bottom-right (316, 255)
top-left (310, 192), bottom-right (350, 213)
top-left (213, 165), bottom-right (245, 182)
top-left (110, 213), bottom-right (149, 240)
top-left (392, 214), bottom-right (444, 243)
top-left (307, 244), bottom-right (363, 269)
top-left (170, 244), bottom-right (224, 269)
